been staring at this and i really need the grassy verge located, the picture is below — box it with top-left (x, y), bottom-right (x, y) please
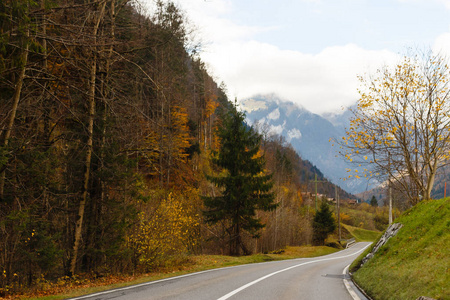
top-left (352, 198), bottom-right (450, 300)
top-left (19, 246), bottom-right (338, 300)
top-left (342, 223), bottom-right (381, 242)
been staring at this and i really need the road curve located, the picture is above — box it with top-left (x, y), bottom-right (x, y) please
top-left (69, 242), bottom-right (371, 300)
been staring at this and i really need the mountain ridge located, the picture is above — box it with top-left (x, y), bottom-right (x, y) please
top-left (241, 94), bottom-right (376, 195)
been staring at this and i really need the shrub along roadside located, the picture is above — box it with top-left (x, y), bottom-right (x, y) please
top-left (350, 198), bottom-right (449, 300)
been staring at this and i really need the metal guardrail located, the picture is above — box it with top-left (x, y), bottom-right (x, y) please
top-left (341, 238), bottom-right (356, 248)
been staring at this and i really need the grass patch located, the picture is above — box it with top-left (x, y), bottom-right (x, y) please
top-left (271, 245), bottom-right (339, 258)
top-left (352, 198), bottom-right (450, 300)
top-left (19, 246), bottom-right (339, 300)
top-left (349, 242), bottom-right (376, 272)
top-left (342, 223), bottom-right (381, 242)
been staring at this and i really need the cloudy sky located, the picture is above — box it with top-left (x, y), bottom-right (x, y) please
top-left (145, 0), bottom-right (450, 115)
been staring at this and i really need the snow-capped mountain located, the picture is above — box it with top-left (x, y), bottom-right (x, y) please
top-left (240, 94), bottom-right (376, 194)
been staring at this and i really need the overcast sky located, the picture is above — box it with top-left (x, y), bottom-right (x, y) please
top-left (144, 0), bottom-right (450, 115)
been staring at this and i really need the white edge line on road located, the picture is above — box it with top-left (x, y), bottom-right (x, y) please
top-left (67, 267), bottom-right (224, 300)
top-left (343, 264), bottom-right (361, 300)
top-left (68, 243), bottom-right (371, 300)
top-left (68, 258), bottom-right (283, 300)
top-left (216, 243), bottom-right (372, 300)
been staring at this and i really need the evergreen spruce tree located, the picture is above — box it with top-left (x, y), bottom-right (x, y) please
top-left (203, 103), bottom-right (276, 256)
top-left (312, 200), bottom-right (336, 245)
top-left (370, 195), bottom-right (378, 207)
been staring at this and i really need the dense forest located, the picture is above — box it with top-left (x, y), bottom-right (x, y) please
top-left (0, 0), bottom-right (361, 293)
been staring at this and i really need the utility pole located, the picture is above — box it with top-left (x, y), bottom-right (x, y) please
top-left (335, 185), bottom-right (341, 242)
top-left (314, 173), bottom-right (327, 211)
top-left (388, 153), bottom-right (393, 225)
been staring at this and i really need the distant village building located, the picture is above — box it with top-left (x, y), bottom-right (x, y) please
top-left (341, 199), bottom-right (358, 205)
top-left (301, 192), bottom-right (358, 206)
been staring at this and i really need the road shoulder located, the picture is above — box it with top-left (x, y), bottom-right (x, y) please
top-left (343, 264), bottom-right (369, 300)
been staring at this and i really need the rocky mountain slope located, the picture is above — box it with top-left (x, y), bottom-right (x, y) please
top-left (240, 94), bottom-right (377, 194)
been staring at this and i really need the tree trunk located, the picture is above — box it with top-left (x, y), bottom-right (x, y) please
top-left (425, 159), bottom-right (438, 201)
top-left (0, 30), bottom-right (29, 199)
top-left (70, 0), bottom-right (106, 276)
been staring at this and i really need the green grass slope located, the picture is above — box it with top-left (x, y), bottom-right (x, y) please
top-left (342, 223), bottom-right (381, 242)
top-left (352, 198), bottom-right (450, 300)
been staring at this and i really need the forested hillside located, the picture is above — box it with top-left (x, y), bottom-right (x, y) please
top-left (0, 0), bottom-right (358, 295)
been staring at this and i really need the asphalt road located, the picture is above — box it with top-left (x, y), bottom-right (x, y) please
top-left (69, 242), bottom-right (371, 300)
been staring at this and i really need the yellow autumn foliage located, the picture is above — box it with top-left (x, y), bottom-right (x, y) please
top-left (335, 51), bottom-right (450, 202)
top-left (129, 192), bottom-right (200, 269)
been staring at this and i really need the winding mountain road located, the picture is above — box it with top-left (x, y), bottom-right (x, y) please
top-left (69, 242), bottom-right (371, 300)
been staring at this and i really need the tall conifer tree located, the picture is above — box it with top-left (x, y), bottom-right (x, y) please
top-left (203, 102), bottom-right (276, 255)
top-left (312, 200), bottom-right (336, 245)
top-left (370, 195), bottom-right (378, 207)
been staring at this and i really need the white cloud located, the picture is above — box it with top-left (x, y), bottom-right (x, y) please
top-left (173, 1), bottom-right (400, 115)
top-left (202, 41), bottom-right (399, 115)
top-left (433, 31), bottom-right (450, 55)
top-left (169, 0), bottom-right (268, 45)
top-left (147, 0), bottom-right (395, 113)
top-left (398, 0), bottom-right (450, 9)
top-left (149, 0), bottom-right (445, 115)
top-left (440, 0), bottom-right (450, 9)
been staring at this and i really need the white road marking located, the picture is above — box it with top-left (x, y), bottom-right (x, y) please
top-left (68, 257), bottom-right (287, 300)
top-left (217, 244), bottom-right (371, 300)
top-left (68, 243), bottom-right (371, 300)
top-left (343, 264), bottom-right (362, 300)
top-left (68, 268), bottom-right (225, 300)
